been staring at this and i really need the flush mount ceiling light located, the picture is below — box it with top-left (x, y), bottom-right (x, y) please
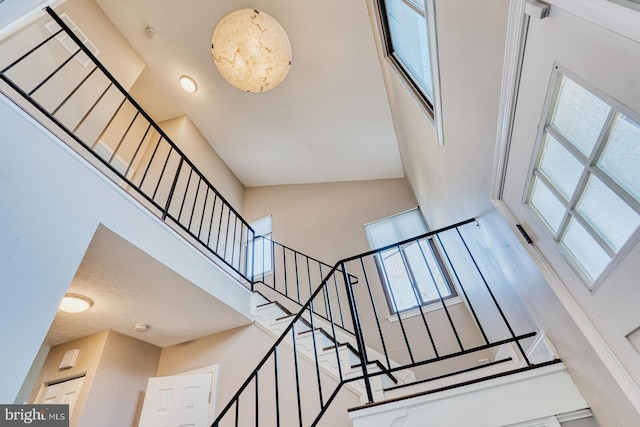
top-left (211, 9), bottom-right (292, 93)
top-left (179, 75), bottom-right (198, 93)
top-left (59, 293), bottom-right (93, 313)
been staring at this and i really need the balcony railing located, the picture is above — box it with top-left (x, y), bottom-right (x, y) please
top-left (0, 9), bottom-right (548, 426)
top-left (212, 219), bottom-right (541, 426)
top-left (0, 7), bottom-right (255, 282)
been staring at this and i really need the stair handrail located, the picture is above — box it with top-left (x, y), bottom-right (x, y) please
top-left (0, 7), bottom-right (256, 282)
top-left (212, 217), bottom-right (540, 426)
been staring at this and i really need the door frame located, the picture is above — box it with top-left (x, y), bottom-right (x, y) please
top-left (489, 0), bottom-right (640, 415)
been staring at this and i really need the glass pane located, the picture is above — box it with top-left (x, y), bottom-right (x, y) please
top-left (529, 177), bottom-right (566, 233)
top-left (538, 132), bottom-right (584, 200)
top-left (384, 0), bottom-right (433, 100)
top-left (403, 241), bottom-right (452, 304)
top-left (380, 249), bottom-right (418, 312)
top-left (598, 113), bottom-right (640, 201)
top-left (576, 175), bottom-right (640, 252)
top-left (562, 217), bottom-right (611, 283)
top-left (550, 76), bottom-right (610, 157)
top-left (365, 209), bottom-right (428, 249)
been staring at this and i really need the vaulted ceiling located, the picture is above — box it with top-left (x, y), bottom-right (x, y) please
top-left (93, 0), bottom-right (404, 187)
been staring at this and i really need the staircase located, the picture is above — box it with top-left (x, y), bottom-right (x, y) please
top-left (0, 11), bottom-right (571, 427)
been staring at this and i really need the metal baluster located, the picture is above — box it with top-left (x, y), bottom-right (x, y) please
top-left (308, 300), bottom-right (324, 407)
top-left (360, 257), bottom-right (391, 368)
top-left (123, 123), bottom-right (152, 179)
top-left (378, 251), bottom-right (415, 363)
top-left (136, 134), bottom-right (161, 189)
top-left (455, 228), bottom-right (531, 365)
top-left (436, 233), bottom-right (490, 345)
top-left (188, 177), bottom-right (202, 231)
top-left (291, 325), bottom-right (303, 426)
top-left (342, 262), bottom-right (373, 403)
top-left (294, 251), bottom-right (301, 303)
top-left (51, 66), bottom-right (98, 115)
top-left (162, 158), bottom-right (183, 221)
top-left (72, 81), bottom-right (112, 133)
top-left (323, 283), bottom-right (343, 382)
top-left (108, 111), bottom-right (139, 163)
top-left (151, 144), bottom-right (174, 201)
top-left (254, 372), bottom-right (259, 427)
top-left (274, 347), bottom-right (280, 427)
top-left (207, 194), bottom-right (218, 247)
top-left (28, 48), bottom-right (81, 96)
top-left (91, 97), bottom-right (126, 149)
top-left (197, 187), bottom-right (209, 240)
top-left (176, 168), bottom-right (193, 223)
top-left (1, 29), bottom-right (64, 74)
top-left (418, 238), bottom-right (464, 351)
top-left (400, 246), bottom-right (439, 358)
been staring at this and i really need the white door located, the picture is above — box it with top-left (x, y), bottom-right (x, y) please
top-left (35, 376), bottom-right (85, 417)
top-left (501, 3), bottom-right (640, 389)
top-left (138, 372), bottom-right (212, 427)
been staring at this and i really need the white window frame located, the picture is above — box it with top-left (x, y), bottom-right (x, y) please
top-left (523, 64), bottom-right (640, 292)
top-left (246, 215), bottom-right (273, 279)
top-left (364, 208), bottom-right (457, 315)
top-left (375, 0), bottom-right (445, 145)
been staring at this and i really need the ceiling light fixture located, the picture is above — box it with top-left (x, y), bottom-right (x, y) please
top-left (59, 293), bottom-right (94, 314)
top-left (211, 9), bottom-right (292, 93)
top-left (179, 75), bottom-right (198, 93)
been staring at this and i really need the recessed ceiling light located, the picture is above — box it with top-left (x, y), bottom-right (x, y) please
top-left (179, 75), bottom-right (198, 93)
top-left (59, 293), bottom-right (93, 313)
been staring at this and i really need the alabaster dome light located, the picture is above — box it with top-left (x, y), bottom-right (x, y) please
top-left (211, 9), bottom-right (292, 93)
top-left (59, 293), bottom-right (94, 313)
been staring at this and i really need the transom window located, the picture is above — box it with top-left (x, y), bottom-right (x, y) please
top-left (525, 68), bottom-right (640, 289)
top-left (247, 215), bottom-right (273, 278)
top-left (364, 209), bottom-right (456, 313)
top-left (377, 0), bottom-right (435, 115)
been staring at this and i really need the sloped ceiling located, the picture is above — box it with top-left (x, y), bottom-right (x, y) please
top-left (46, 225), bottom-right (252, 348)
top-left (91, 0), bottom-right (404, 187)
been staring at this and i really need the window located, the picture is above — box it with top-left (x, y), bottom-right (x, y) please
top-left (247, 215), bottom-right (273, 278)
top-left (364, 209), bottom-right (456, 313)
top-left (377, 0), bottom-right (437, 116)
top-left (525, 68), bottom-right (640, 290)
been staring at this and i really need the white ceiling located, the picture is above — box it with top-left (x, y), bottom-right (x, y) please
top-left (92, 0), bottom-right (404, 187)
top-left (45, 225), bottom-right (252, 348)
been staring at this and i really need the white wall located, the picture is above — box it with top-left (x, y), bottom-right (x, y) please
top-left (364, 0), bottom-right (640, 424)
top-left (244, 178), bottom-right (418, 263)
top-left (159, 115), bottom-right (245, 213)
top-left (0, 95), bottom-right (252, 403)
top-left (0, 0), bottom-right (57, 37)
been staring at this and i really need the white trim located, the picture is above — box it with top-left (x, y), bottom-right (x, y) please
top-left (0, 0), bottom-right (62, 39)
top-left (491, 0), bottom-right (640, 414)
top-left (555, 408), bottom-right (594, 422)
top-left (425, 0), bottom-right (445, 145)
top-left (492, 198), bottom-right (640, 415)
top-left (386, 296), bottom-right (462, 323)
top-left (546, 0), bottom-right (640, 43)
top-left (490, 0), bottom-right (529, 200)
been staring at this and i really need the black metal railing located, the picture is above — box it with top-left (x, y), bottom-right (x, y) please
top-left (252, 235), bottom-right (357, 331)
top-left (0, 10), bottom-right (544, 426)
top-left (212, 219), bottom-right (539, 426)
top-left (0, 7), bottom-right (255, 283)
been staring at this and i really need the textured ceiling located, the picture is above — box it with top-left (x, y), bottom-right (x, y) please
top-left (92, 0), bottom-right (404, 187)
top-left (45, 225), bottom-right (252, 348)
